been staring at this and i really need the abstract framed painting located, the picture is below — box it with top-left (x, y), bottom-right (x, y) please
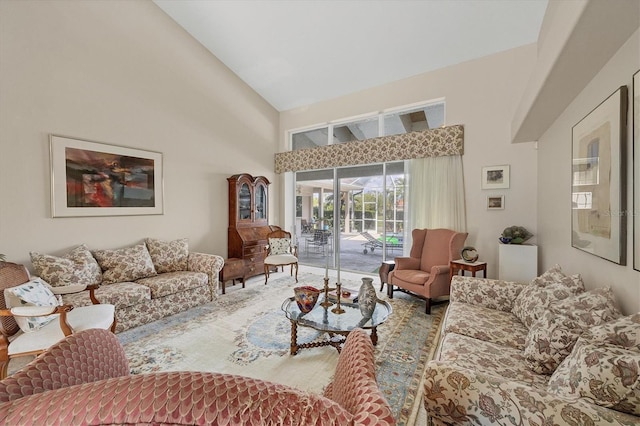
top-left (571, 86), bottom-right (627, 265)
top-left (634, 70), bottom-right (639, 271)
top-left (50, 135), bottom-right (164, 217)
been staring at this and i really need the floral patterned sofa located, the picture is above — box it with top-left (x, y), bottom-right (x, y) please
top-left (423, 266), bottom-right (640, 425)
top-left (29, 239), bottom-right (224, 332)
top-left (0, 328), bottom-right (395, 425)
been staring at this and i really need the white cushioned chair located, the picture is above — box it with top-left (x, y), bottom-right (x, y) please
top-left (0, 261), bottom-right (116, 379)
top-left (263, 229), bottom-right (298, 285)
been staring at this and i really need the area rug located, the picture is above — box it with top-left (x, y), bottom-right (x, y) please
top-left (117, 270), bottom-right (445, 425)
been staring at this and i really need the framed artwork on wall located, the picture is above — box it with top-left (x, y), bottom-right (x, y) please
top-left (634, 70), bottom-right (639, 271)
top-left (487, 195), bottom-right (504, 210)
top-left (50, 135), bottom-right (164, 217)
top-left (481, 165), bottom-right (510, 189)
top-left (571, 86), bottom-right (627, 265)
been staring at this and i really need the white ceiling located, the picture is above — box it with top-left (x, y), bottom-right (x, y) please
top-left (154, 0), bottom-right (548, 112)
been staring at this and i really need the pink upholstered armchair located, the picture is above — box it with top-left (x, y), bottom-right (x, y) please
top-left (0, 328), bottom-right (395, 425)
top-left (388, 228), bottom-right (467, 314)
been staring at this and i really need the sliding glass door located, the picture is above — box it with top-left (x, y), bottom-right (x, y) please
top-left (295, 169), bottom-right (336, 270)
top-left (337, 162), bottom-right (406, 274)
top-left (295, 162), bottom-right (406, 275)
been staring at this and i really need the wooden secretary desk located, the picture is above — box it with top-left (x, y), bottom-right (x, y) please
top-left (227, 174), bottom-right (274, 279)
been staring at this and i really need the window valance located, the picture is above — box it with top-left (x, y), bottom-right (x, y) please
top-left (275, 124), bottom-right (464, 173)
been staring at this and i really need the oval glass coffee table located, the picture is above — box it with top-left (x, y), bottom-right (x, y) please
top-left (281, 295), bottom-right (392, 355)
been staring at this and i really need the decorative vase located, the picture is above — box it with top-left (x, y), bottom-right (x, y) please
top-left (293, 286), bottom-right (320, 314)
top-left (357, 277), bottom-right (377, 318)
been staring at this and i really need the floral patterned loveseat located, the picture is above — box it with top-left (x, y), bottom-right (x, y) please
top-left (423, 266), bottom-right (640, 425)
top-left (29, 238), bottom-right (224, 332)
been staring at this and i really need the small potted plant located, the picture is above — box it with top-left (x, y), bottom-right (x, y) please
top-left (500, 226), bottom-right (533, 245)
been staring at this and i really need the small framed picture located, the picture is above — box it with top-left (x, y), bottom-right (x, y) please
top-left (482, 165), bottom-right (510, 189)
top-left (487, 195), bottom-right (505, 210)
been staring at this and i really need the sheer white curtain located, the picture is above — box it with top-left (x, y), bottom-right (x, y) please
top-left (408, 155), bottom-right (466, 233)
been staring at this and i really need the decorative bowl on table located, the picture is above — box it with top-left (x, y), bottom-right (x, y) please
top-left (293, 286), bottom-right (321, 313)
top-left (460, 246), bottom-right (479, 263)
top-left (500, 226), bottom-right (533, 245)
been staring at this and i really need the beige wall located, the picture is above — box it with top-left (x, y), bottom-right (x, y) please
top-left (537, 29), bottom-right (640, 315)
top-left (279, 45), bottom-right (539, 280)
top-left (3, 1), bottom-right (636, 315)
top-left (0, 0), bottom-right (279, 265)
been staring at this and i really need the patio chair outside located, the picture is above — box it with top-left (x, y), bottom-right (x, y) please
top-left (305, 230), bottom-right (331, 255)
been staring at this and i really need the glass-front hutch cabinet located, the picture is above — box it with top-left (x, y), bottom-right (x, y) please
top-left (227, 174), bottom-right (272, 279)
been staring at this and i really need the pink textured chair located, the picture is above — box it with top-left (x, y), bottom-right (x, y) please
top-left (0, 328), bottom-right (129, 402)
top-left (388, 228), bottom-right (467, 314)
top-left (0, 328), bottom-right (395, 425)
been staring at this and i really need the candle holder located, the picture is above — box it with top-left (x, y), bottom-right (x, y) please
top-left (331, 282), bottom-right (345, 314)
top-left (320, 276), bottom-right (334, 308)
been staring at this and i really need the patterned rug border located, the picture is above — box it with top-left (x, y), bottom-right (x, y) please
top-left (405, 303), bottom-right (447, 425)
top-left (375, 299), bottom-right (444, 424)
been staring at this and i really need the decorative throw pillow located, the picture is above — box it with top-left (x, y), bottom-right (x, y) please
top-left (548, 340), bottom-right (640, 416)
top-left (30, 244), bottom-right (102, 287)
top-left (512, 265), bottom-right (585, 329)
top-left (524, 287), bottom-right (622, 374)
top-left (92, 243), bottom-right (157, 284)
top-left (4, 278), bottom-right (60, 332)
top-left (581, 313), bottom-right (640, 351)
top-left (269, 238), bottom-right (291, 255)
top-left (145, 238), bottom-right (189, 274)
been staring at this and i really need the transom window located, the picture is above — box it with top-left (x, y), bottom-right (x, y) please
top-left (290, 100), bottom-right (445, 150)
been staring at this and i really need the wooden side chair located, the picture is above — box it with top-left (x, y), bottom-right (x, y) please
top-left (0, 261), bottom-right (116, 379)
top-left (263, 229), bottom-right (298, 285)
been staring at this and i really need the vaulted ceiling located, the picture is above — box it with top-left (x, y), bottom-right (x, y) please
top-left (153, 0), bottom-right (548, 112)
